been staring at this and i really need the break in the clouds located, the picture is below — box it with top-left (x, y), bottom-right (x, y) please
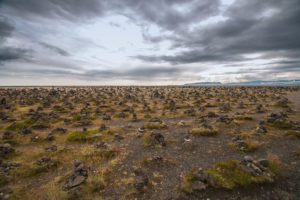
top-left (0, 0), bottom-right (299, 85)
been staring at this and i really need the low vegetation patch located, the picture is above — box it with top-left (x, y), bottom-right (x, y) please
top-left (269, 121), bottom-right (292, 129)
top-left (83, 149), bottom-right (117, 162)
top-left (285, 130), bottom-right (300, 138)
top-left (72, 114), bottom-right (82, 122)
top-left (67, 130), bottom-right (88, 142)
top-left (10, 186), bottom-right (30, 200)
top-left (190, 127), bottom-right (217, 136)
top-left (234, 115), bottom-right (253, 120)
top-left (230, 139), bottom-right (260, 152)
top-left (145, 122), bottom-right (167, 129)
top-left (31, 122), bottom-right (51, 129)
top-left (0, 138), bottom-right (19, 145)
top-left (6, 122), bottom-right (24, 131)
top-left (273, 103), bottom-right (288, 108)
top-left (267, 154), bottom-right (282, 176)
top-left (206, 159), bottom-right (276, 189)
top-left (24, 118), bottom-right (38, 125)
top-left (180, 169), bottom-right (197, 193)
top-left (10, 161), bottom-right (59, 179)
top-left (206, 160), bottom-right (252, 188)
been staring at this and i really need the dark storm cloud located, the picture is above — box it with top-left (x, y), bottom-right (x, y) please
top-left (0, 0), bottom-right (106, 21)
top-left (135, 50), bottom-right (245, 64)
top-left (114, 0), bottom-right (220, 31)
top-left (135, 0), bottom-right (300, 66)
top-left (0, 16), bottom-right (13, 39)
top-left (38, 42), bottom-right (70, 56)
top-left (0, 47), bottom-right (29, 63)
top-left (0, 16), bottom-right (30, 64)
top-left (0, 0), bottom-right (220, 33)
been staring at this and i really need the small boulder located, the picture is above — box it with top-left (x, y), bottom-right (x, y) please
top-left (45, 145), bottom-right (57, 152)
top-left (258, 159), bottom-right (269, 168)
top-left (0, 144), bottom-right (15, 158)
top-left (147, 132), bottom-right (166, 147)
top-left (45, 133), bottom-right (55, 141)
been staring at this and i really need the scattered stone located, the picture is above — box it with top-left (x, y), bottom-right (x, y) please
top-left (182, 168), bottom-right (217, 193)
top-left (99, 124), bottom-right (107, 131)
top-left (19, 126), bottom-right (32, 135)
top-left (0, 186), bottom-right (12, 200)
top-left (133, 168), bottom-right (149, 192)
top-left (207, 112), bottom-right (218, 118)
top-left (178, 120), bottom-right (186, 126)
top-left (45, 145), bottom-right (57, 152)
top-left (256, 125), bottom-right (267, 134)
top-left (277, 98), bottom-right (288, 105)
top-left (147, 132), bottom-right (166, 147)
top-left (217, 115), bottom-right (234, 124)
top-left (243, 155), bottom-right (254, 163)
top-left (0, 144), bottom-right (15, 158)
top-left (94, 142), bottom-right (107, 149)
top-left (258, 159), bottom-right (269, 168)
top-left (45, 133), bottom-right (55, 141)
top-left (102, 113), bottom-right (111, 120)
top-left (64, 118), bottom-right (71, 123)
top-left (256, 104), bottom-right (264, 112)
top-left (114, 134), bottom-right (124, 141)
top-left (149, 117), bottom-right (162, 123)
top-left (193, 168), bottom-right (217, 187)
top-left (51, 127), bottom-right (67, 134)
top-left (2, 132), bottom-right (14, 140)
top-left (232, 139), bottom-right (248, 151)
top-left (36, 157), bottom-right (52, 166)
top-left (184, 108), bottom-right (195, 115)
top-left (220, 103), bottom-right (231, 112)
top-left (267, 112), bottom-right (287, 123)
top-left (0, 160), bottom-right (20, 172)
top-left (30, 134), bottom-right (41, 142)
top-left (63, 160), bottom-right (89, 190)
top-left (134, 175), bottom-right (149, 192)
top-left (136, 126), bottom-right (145, 137)
top-left (183, 136), bottom-right (191, 144)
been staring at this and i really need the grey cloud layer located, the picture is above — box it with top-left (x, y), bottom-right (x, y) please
top-left (0, 0), bottom-right (105, 21)
top-left (38, 42), bottom-right (70, 57)
top-left (0, 0), bottom-right (299, 83)
top-left (0, 65), bottom-right (192, 81)
top-left (0, 16), bottom-right (30, 63)
top-left (135, 0), bottom-right (300, 64)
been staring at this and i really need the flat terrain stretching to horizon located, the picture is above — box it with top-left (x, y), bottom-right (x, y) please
top-left (0, 86), bottom-right (300, 200)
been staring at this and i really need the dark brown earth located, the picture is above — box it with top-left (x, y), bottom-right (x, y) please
top-left (0, 86), bottom-right (299, 200)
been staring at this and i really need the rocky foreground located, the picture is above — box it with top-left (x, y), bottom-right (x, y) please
top-left (0, 86), bottom-right (299, 200)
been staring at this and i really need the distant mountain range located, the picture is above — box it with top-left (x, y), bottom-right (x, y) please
top-left (185, 80), bottom-right (300, 86)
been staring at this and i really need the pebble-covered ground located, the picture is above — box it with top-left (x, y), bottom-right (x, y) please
top-left (0, 86), bottom-right (299, 200)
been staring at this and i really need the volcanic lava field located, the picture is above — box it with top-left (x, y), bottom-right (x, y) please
top-left (0, 86), bottom-right (300, 200)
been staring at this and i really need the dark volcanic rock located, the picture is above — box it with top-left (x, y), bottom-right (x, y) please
top-left (63, 160), bottom-right (89, 190)
top-left (45, 145), bottom-right (58, 152)
top-left (2, 132), bottom-right (14, 140)
top-left (0, 160), bottom-right (20, 172)
top-left (45, 133), bottom-right (55, 141)
top-left (217, 115), bottom-right (233, 124)
top-left (0, 144), bottom-right (15, 158)
top-left (147, 132), bottom-right (166, 147)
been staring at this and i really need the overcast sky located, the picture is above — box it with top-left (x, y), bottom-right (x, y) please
top-left (0, 0), bottom-right (299, 85)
